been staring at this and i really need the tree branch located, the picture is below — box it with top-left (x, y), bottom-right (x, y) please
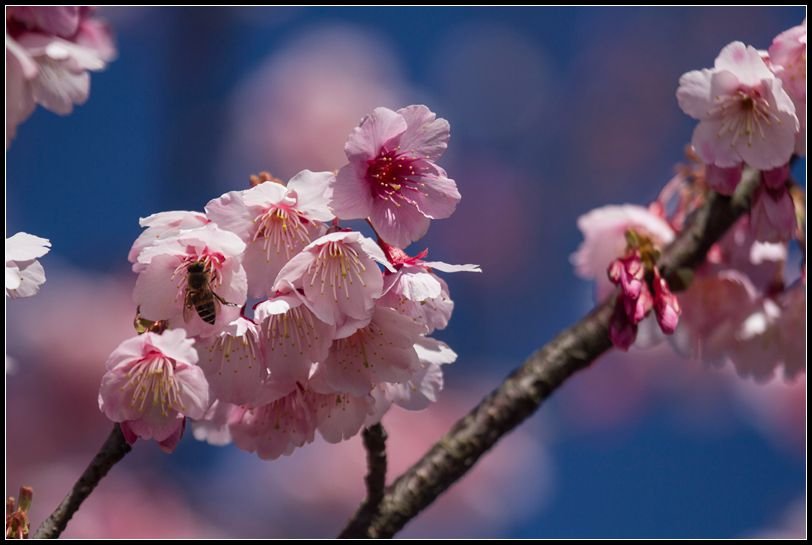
top-left (340, 168), bottom-right (761, 538)
top-left (33, 425), bottom-right (132, 539)
top-left (339, 423), bottom-right (389, 538)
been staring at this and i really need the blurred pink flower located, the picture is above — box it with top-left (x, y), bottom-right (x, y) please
top-left (330, 105), bottom-right (460, 248)
top-left (219, 25), bottom-right (408, 182)
top-left (99, 329), bottom-right (209, 452)
top-left (5, 7), bottom-right (115, 146)
top-left (750, 184), bottom-right (796, 242)
top-left (133, 224), bottom-right (247, 337)
top-left (769, 20), bottom-right (806, 155)
top-left (274, 231), bottom-right (391, 338)
top-left (5, 232), bottom-right (51, 298)
top-left (206, 171), bottom-right (333, 298)
top-left (677, 41), bottom-right (798, 169)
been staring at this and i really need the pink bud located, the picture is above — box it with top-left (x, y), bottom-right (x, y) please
top-left (653, 268), bottom-right (681, 334)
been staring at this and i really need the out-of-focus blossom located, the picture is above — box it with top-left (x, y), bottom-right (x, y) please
top-left (750, 184), bottom-right (797, 243)
top-left (330, 105), bottom-right (460, 248)
top-left (219, 25), bottom-right (408, 181)
top-left (769, 20), bottom-right (806, 155)
top-left (677, 41), bottom-right (798, 170)
top-left (128, 211), bottom-right (210, 267)
top-left (229, 384), bottom-right (372, 460)
top-left (274, 231), bottom-right (391, 338)
top-left (572, 204), bottom-right (674, 299)
top-left (197, 317), bottom-right (268, 406)
top-left (254, 292), bottom-right (335, 386)
top-left (705, 163), bottom-right (743, 196)
top-left (192, 400), bottom-right (236, 447)
top-left (378, 245), bottom-right (481, 334)
top-left (98, 329), bottom-right (208, 452)
top-left (206, 171), bottom-right (333, 298)
top-left (313, 305), bottom-right (424, 397)
top-left (5, 7), bottom-right (115, 146)
top-left (133, 224), bottom-right (247, 337)
top-left (5, 232), bottom-right (51, 298)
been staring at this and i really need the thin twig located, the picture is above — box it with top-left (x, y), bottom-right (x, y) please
top-left (339, 423), bottom-right (388, 538)
top-left (339, 168), bottom-right (761, 538)
top-left (33, 425), bottom-right (132, 539)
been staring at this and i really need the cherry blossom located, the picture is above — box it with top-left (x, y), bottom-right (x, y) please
top-left (6, 232), bottom-right (51, 298)
top-left (206, 171), bottom-right (334, 298)
top-left (572, 204), bottom-right (674, 299)
top-left (197, 317), bottom-right (269, 406)
top-left (329, 105), bottom-right (460, 247)
top-left (312, 305), bottom-right (425, 396)
top-left (5, 7), bottom-right (115, 146)
top-left (768, 20), bottom-right (806, 155)
top-left (133, 224), bottom-right (247, 337)
top-left (677, 41), bottom-right (799, 170)
top-left (128, 211), bottom-right (210, 267)
top-left (378, 245), bottom-right (481, 334)
top-left (98, 329), bottom-right (209, 452)
top-left (274, 230), bottom-right (392, 337)
top-left (229, 383), bottom-right (372, 460)
top-left (254, 291), bottom-right (335, 386)
top-left (372, 336), bottom-right (458, 415)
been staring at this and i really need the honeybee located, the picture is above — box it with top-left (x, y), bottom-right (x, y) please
top-left (183, 261), bottom-right (233, 325)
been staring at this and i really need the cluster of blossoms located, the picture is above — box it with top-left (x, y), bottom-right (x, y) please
top-left (5, 6), bottom-right (115, 147)
top-left (573, 21), bottom-right (806, 381)
top-left (99, 105), bottom-right (480, 455)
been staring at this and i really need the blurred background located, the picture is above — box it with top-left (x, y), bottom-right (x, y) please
top-left (6, 6), bottom-right (806, 538)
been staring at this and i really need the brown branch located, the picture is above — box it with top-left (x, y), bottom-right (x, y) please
top-left (33, 425), bottom-right (132, 539)
top-left (340, 167), bottom-right (761, 538)
top-left (338, 423), bottom-right (389, 538)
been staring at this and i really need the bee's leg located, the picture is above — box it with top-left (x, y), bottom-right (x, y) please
top-left (213, 292), bottom-right (239, 307)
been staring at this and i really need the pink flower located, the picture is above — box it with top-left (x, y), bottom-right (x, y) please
top-left (98, 329), bottom-right (209, 452)
top-left (572, 204), bottom-right (674, 299)
top-left (750, 184), bottom-right (796, 243)
top-left (6, 232), bottom-right (51, 298)
top-left (677, 41), bottom-right (799, 170)
top-left (273, 231), bottom-right (392, 338)
top-left (5, 8), bottom-right (115, 145)
top-left (705, 164), bottom-right (744, 196)
top-left (378, 249), bottom-right (481, 334)
top-left (312, 305), bottom-right (424, 396)
top-left (254, 291), bottom-right (335, 386)
top-left (229, 384), bottom-right (372, 460)
top-left (329, 105), bottom-right (460, 247)
top-left (372, 336), bottom-right (458, 415)
top-left (769, 20), bottom-right (806, 155)
top-left (205, 171), bottom-right (334, 298)
top-left (133, 224), bottom-right (247, 337)
top-left (652, 268), bottom-right (680, 334)
top-left (128, 211), bottom-right (210, 267)
top-left (197, 317), bottom-right (269, 406)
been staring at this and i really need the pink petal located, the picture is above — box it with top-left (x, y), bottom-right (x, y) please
top-left (714, 41), bottom-right (774, 87)
top-left (676, 69), bottom-right (714, 119)
top-left (5, 232), bottom-right (51, 261)
top-left (369, 199), bottom-right (431, 249)
top-left (396, 105), bottom-right (450, 161)
top-left (344, 106), bottom-right (407, 161)
top-left (314, 392), bottom-right (371, 443)
top-left (287, 170), bottom-right (336, 222)
top-left (329, 164), bottom-right (374, 220)
top-left (175, 365), bottom-right (211, 420)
